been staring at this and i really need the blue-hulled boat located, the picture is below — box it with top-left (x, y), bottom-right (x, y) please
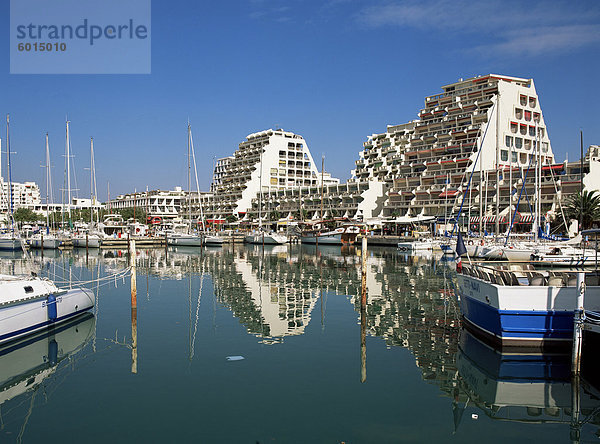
top-left (456, 264), bottom-right (600, 348)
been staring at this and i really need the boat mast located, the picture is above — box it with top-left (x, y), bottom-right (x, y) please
top-left (495, 90), bottom-right (500, 237)
top-left (66, 120), bottom-right (71, 225)
top-left (533, 120), bottom-right (540, 242)
top-left (90, 137), bottom-right (94, 226)
top-left (45, 133), bottom-right (50, 229)
top-left (509, 134), bottom-right (512, 234)
top-left (6, 115), bottom-right (14, 230)
top-left (187, 122), bottom-right (192, 234)
top-left (320, 156), bottom-right (324, 221)
top-left (189, 126), bottom-right (206, 232)
top-left (258, 140), bottom-right (263, 230)
top-left (580, 130), bottom-right (584, 232)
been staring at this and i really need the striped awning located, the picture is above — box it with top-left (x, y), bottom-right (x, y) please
top-left (469, 216), bottom-right (480, 223)
top-left (518, 213), bottom-right (534, 224)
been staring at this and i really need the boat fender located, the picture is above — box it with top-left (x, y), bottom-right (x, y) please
top-left (48, 339), bottom-right (58, 365)
top-left (46, 295), bottom-right (57, 322)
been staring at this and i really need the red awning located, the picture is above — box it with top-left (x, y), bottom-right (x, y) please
top-left (438, 190), bottom-right (459, 198)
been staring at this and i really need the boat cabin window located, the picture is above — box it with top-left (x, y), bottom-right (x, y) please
top-left (24, 286), bottom-right (34, 294)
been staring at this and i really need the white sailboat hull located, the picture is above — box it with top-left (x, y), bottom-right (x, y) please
top-left (0, 276), bottom-right (95, 345)
top-left (72, 235), bottom-right (102, 248)
top-left (245, 234), bottom-right (287, 245)
top-left (167, 234), bottom-right (203, 247)
top-left (204, 236), bottom-right (224, 246)
top-left (0, 238), bottom-right (21, 251)
top-left (29, 236), bottom-right (61, 249)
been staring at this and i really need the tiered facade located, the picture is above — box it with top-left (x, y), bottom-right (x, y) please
top-left (353, 74), bottom-right (560, 229)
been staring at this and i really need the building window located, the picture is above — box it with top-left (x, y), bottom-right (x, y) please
top-left (511, 151), bottom-right (517, 163)
top-left (510, 122), bottom-right (518, 134)
top-left (270, 178), bottom-right (278, 185)
top-left (529, 97), bottom-right (537, 108)
top-left (279, 160), bottom-right (286, 166)
top-left (520, 124), bottom-right (527, 135)
top-left (270, 168), bottom-right (277, 175)
top-left (524, 139), bottom-right (531, 150)
top-left (505, 135), bottom-right (513, 147)
top-left (524, 110), bottom-right (531, 121)
top-left (515, 108), bottom-right (523, 119)
top-left (538, 127), bottom-right (545, 138)
top-left (533, 112), bottom-right (540, 123)
top-left (520, 95), bottom-right (527, 106)
top-left (501, 150), bottom-right (508, 161)
top-left (542, 142), bottom-right (549, 153)
top-left (529, 126), bottom-right (536, 137)
top-left (515, 138), bottom-right (522, 149)
top-left (279, 151), bottom-right (286, 157)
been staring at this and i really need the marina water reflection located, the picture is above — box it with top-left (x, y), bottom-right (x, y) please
top-left (2, 245), bottom-right (600, 441)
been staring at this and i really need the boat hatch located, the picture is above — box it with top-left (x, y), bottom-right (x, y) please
top-left (24, 286), bottom-right (33, 294)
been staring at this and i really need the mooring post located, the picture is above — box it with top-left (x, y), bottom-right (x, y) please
top-left (130, 239), bottom-right (137, 309)
top-left (41, 232), bottom-right (44, 259)
top-left (572, 271), bottom-right (585, 375)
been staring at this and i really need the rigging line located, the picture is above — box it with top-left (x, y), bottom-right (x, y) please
top-left (548, 163), bottom-right (569, 231)
top-left (451, 102), bottom-right (496, 236)
top-left (504, 154), bottom-right (535, 245)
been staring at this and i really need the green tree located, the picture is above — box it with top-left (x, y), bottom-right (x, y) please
top-left (116, 208), bottom-right (147, 224)
top-left (565, 190), bottom-right (600, 230)
top-left (14, 208), bottom-right (42, 223)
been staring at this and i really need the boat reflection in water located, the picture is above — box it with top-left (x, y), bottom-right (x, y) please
top-left (455, 328), bottom-right (600, 438)
top-left (0, 314), bottom-right (95, 429)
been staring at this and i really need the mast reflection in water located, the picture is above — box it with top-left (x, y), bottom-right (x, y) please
top-left (1, 245), bottom-right (600, 442)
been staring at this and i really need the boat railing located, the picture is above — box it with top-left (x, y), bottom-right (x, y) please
top-left (461, 263), bottom-right (600, 287)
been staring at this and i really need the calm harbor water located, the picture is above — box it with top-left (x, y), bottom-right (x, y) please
top-left (0, 245), bottom-right (599, 443)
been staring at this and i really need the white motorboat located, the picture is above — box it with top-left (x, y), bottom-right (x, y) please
top-left (72, 233), bottom-right (102, 248)
top-left (301, 225), bottom-right (360, 245)
top-left (0, 274), bottom-right (95, 345)
top-left (457, 263), bottom-right (600, 347)
top-left (167, 232), bottom-right (203, 247)
top-left (29, 233), bottom-right (61, 249)
top-left (245, 232), bottom-right (287, 245)
top-left (0, 235), bottom-right (22, 251)
top-left (204, 234), bottom-right (224, 246)
top-left (397, 238), bottom-right (441, 252)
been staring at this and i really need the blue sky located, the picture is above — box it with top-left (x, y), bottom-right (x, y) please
top-left (1, 0), bottom-right (599, 201)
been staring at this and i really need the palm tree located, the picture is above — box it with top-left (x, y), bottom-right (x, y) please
top-left (565, 190), bottom-right (600, 230)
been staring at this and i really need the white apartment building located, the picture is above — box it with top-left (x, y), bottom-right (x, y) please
top-left (0, 177), bottom-right (42, 216)
top-left (108, 187), bottom-right (187, 222)
top-left (352, 74), bottom-right (559, 230)
top-left (204, 129), bottom-right (331, 220)
top-left (210, 156), bottom-right (234, 193)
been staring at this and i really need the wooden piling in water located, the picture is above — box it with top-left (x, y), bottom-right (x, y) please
top-left (571, 271), bottom-right (585, 376)
top-left (130, 239), bottom-right (137, 309)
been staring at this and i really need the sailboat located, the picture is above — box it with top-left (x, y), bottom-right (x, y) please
top-left (244, 142), bottom-right (286, 245)
top-left (167, 123), bottom-right (203, 247)
top-left (30, 133), bottom-right (61, 249)
top-left (0, 115), bottom-right (24, 251)
top-left (188, 127), bottom-right (223, 247)
top-left (73, 138), bottom-right (102, 248)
